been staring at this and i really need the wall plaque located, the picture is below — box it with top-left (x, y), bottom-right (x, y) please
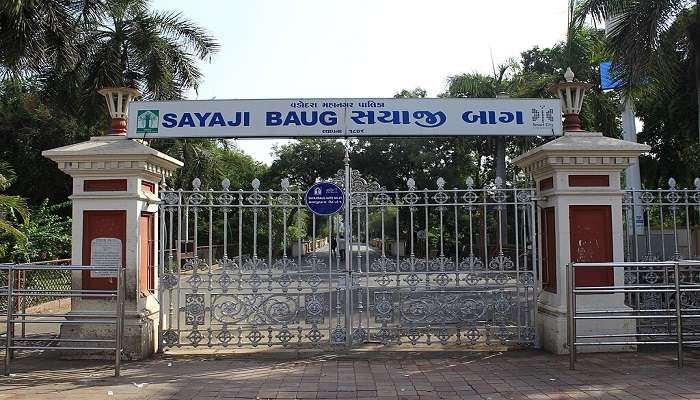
top-left (90, 237), bottom-right (122, 278)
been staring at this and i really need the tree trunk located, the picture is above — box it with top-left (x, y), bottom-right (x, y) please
top-left (495, 136), bottom-right (506, 180)
top-left (494, 136), bottom-right (508, 255)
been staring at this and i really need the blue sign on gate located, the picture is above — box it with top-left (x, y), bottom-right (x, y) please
top-left (305, 182), bottom-right (344, 216)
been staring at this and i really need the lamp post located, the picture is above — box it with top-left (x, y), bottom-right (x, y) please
top-left (552, 67), bottom-right (593, 132)
top-left (98, 87), bottom-right (142, 136)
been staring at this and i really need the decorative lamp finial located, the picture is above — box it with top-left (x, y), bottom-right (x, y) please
top-left (97, 87), bottom-right (141, 136)
top-left (564, 67), bottom-right (575, 83)
top-left (551, 67), bottom-right (593, 132)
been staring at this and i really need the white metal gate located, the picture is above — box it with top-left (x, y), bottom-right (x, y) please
top-left (157, 159), bottom-right (538, 348)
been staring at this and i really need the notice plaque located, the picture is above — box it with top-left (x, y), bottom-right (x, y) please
top-left (90, 237), bottom-right (121, 278)
top-left (305, 182), bottom-right (345, 216)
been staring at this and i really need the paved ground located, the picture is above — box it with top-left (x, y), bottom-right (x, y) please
top-left (1, 348), bottom-right (699, 399)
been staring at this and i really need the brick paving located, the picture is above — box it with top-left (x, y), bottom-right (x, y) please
top-left (1, 348), bottom-right (699, 399)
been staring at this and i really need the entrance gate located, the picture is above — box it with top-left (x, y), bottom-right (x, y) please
top-left (157, 160), bottom-right (538, 349)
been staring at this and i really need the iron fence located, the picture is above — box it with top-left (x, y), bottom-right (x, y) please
top-left (1, 264), bottom-right (125, 377)
top-left (623, 179), bottom-right (700, 262)
top-left (567, 261), bottom-right (700, 370)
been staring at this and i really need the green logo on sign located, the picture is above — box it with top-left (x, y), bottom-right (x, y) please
top-left (136, 110), bottom-right (159, 134)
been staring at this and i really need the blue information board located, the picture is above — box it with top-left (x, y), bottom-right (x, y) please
top-left (305, 182), bottom-right (345, 215)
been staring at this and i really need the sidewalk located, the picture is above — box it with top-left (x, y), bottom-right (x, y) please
top-left (1, 348), bottom-right (699, 399)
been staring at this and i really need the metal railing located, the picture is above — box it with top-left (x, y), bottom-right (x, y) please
top-left (623, 182), bottom-right (700, 262)
top-left (0, 259), bottom-right (72, 312)
top-left (567, 261), bottom-right (700, 370)
top-left (1, 264), bottom-right (125, 377)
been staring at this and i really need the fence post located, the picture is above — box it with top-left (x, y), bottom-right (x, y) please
top-left (115, 266), bottom-right (124, 377)
top-left (4, 264), bottom-right (13, 375)
top-left (19, 270), bottom-right (25, 339)
top-left (673, 261), bottom-right (683, 368)
top-left (567, 263), bottom-right (576, 370)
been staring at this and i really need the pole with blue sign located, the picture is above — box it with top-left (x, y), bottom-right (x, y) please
top-left (601, 60), bottom-right (644, 235)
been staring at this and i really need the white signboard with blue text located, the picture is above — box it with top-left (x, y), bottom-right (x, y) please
top-left (127, 98), bottom-right (562, 138)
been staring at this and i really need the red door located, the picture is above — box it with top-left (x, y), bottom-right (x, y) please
top-left (82, 210), bottom-right (126, 290)
top-left (569, 205), bottom-right (614, 286)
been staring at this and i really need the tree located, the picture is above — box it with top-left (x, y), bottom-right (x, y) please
top-left (0, 0), bottom-right (104, 79)
top-left (575, 0), bottom-right (699, 140)
top-left (77, 0), bottom-right (220, 100)
top-left (5, 200), bottom-right (71, 263)
top-left (445, 65), bottom-right (513, 181)
top-left (0, 80), bottom-right (99, 205)
top-left (0, 0), bottom-right (222, 204)
top-left (634, 9), bottom-right (700, 186)
top-left (266, 139), bottom-right (346, 189)
top-left (514, 26), bottom-right (622, 138)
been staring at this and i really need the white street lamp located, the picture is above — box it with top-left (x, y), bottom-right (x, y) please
top-left (98, 87), bottom-right (142, 136)
top-left (552, 67), bottom-right (593, 132)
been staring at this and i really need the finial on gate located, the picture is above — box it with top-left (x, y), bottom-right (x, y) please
top-left (466, 176), bottom-right (474, 188)
top-left (668, 177), bottom-right (677, 189)
top-left (407, 178), bottom-right (416, 190)
top-left (436, 177), bottom-right (445, 189)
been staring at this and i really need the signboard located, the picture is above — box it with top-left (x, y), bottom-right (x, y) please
top-left (600, 61), bottom-right (625, 90)
top-left (305, 182), bottom-right (344, 216)
top-left (127, 98), bottom-right (562, 138)
top-left (90, 237), bottom-right (121, 278)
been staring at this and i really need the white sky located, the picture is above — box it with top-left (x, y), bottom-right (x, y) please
top-left (152, 0), bottom-right (570, 164)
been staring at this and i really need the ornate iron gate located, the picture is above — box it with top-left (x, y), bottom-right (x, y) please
top-left (158, 161), bottom-right (538, 348)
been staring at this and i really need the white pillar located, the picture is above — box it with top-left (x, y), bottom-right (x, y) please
top-left (43, 135), bottom-right (182, 359)
top-left (514, 131), bottom-right (649, 354)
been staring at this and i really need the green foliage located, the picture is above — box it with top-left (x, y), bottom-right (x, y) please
top-left (287, 210), bottom-right (309, 242)
top-left (0, 159), bottom-right (28, 252)
top-left (0, 80), bottom-right (99, 205)
top-left (216, 146), bottom-right (267, 189)
top-left (4, 200), bottom-right (71, 263)
top-left (267, 139), bottom-right (345, 188)
top-left (516, 26), bottom-right (622, 138)
top-left (636, 8), bottom-right (699, 187)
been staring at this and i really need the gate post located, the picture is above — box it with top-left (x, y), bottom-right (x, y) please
top-left (42, 87), bottom-right (183, 359)
top-left (513, 70), bottom-right (649, 354)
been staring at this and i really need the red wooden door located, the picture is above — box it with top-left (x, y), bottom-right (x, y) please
top-left (569, 205), bottom-right (614, 286)
top-left (541, 207), bottom-right (557, 293)
top-left (82, 210), bottom-right (126, 290)
top-left (139, 212), bottom-right (155, 295)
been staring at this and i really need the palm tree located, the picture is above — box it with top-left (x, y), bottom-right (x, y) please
top-left (575, 0), bottom-right (699, 139)
top-left (0, 0), bottom-right (103, 79)
top-left (0, 161), bottom-right (28, 246)
top-left (446, 65), bottom-right (513, 181)
top-left (78, 0), bottom-right (220, 100)
top-left (2, 0), bottom-right (220, 116)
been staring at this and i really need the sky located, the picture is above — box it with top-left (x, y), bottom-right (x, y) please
top-left (152, 0), bottom-right (571, 164)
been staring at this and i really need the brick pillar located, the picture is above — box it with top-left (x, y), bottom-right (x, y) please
top-left (514, 131), bottom-right (649, 354)
top-left (43, 135), bottom-right (182, 359)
